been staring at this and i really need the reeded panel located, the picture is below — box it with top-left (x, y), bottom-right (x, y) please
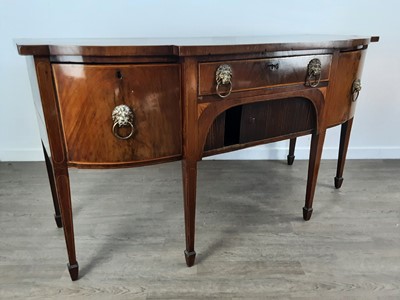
top-left (52, 64), bottom-right (181, 165)
top-left (239, 98), bottom-right (315, 143)
top-left (204, 98), bottom-right (316, 153)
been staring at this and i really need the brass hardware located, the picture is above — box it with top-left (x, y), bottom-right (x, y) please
top-left (351, 79), bottom-right (362, 102)
top-left (215, 64), bottom-right (233, 98)
top-left (306, 58), bottom-right (322, 87)
top-left (267, 63), bottom-right (279, 70)
top-left (111, 104), bottom-right (135, 140)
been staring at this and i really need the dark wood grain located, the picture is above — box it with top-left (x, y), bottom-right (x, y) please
top-left (287, 138), bottom-right (297, 165)
top-left (303, 130), bottom-right (326, 221)
top-left (52, 64), bottom-right (182, 166)
top-left (335, 118), bottom-right (354, 189)
top-left (16, 35), bottom-right (376, 56)
top-left (199, 54), bottom-right (332, 96)
top-left (324, 50), bottom-right (366, 127)
top-left (50, 55), bottom-right (179, 64)
top-left (239, 98), bottom-right (315, 143)
top-left (34, 57), bottom-right (78, 281)
top-left (203, 129), bottom-right (312, 158)
top-left (203, 97), bottom-right (317, 154)
top-left (42, 143), bottom-right (62, 228)
top-left (197, 88), bottom-right (325, 157)
top-left (181, 57), bottom-right (200, 267)
top-left (204, 112), bottom-right (226, 151)
top-left (18, 36), bottom-right (378, 281)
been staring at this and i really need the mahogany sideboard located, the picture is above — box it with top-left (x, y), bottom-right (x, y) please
top-left (17, 35), bottom-right (378, 281)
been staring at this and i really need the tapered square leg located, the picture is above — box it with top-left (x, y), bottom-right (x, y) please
top-left (182, 159), bottom-right (197, 267)
top-left (303, 130), bottom-right (326, 221)
top-left (334, 177), bottom-right (344, 189)
top-left (335, 118), bottom-right (353, 189)
top-left (68, 263), bottom-right (79, 281)
top-left (302, 207), bottom-right (313, 221)
top-left (35, 57), bottom-right (78, 281)
top-left (42, 143), bottom-right (62, 228)
top-left (55, 171), bottom-right (79, 281)
top-left (184, 250), bottom-right (196, 267)
top-left (287, 138), bottom-right (297, 165)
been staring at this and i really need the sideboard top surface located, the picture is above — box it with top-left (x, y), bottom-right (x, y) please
top-left (16, 35), bottom-right (379, 57)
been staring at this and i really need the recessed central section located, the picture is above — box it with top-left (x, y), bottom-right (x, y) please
top-left (204, 97), bottom-right (316, 153)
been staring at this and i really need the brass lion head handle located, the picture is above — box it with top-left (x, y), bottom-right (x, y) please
top-left (306, 58), bottom-right (322, 87)
top-left (215, 64), bottom-right (233, 98)
top-left (352, 79), bottom-right (362, 102)
top-left (112, 104), bottom-right (135, 140)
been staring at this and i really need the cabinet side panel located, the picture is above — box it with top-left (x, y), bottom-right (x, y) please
top-left (326, 50), bottom-right (366, 127)
top-left (35, 58), bottom-right (67, 164)
top-left (26, 56), bottom-right (50, 154)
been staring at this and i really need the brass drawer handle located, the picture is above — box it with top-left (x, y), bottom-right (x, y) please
top-left (215, 64), bottom-right (233, 98)
top-left (112, 104), bottom-right (135, 140)
top-left (352, 79), bottom-right (362, 102)
top-left (306, 58), bottom-right (322, 87)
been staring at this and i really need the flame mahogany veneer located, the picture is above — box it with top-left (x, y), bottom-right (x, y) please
top-left (17, 35), bottom-right (378, 280)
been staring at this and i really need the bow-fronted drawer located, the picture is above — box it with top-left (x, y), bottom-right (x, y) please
top-left (198, 54), bottom-right (332, 98)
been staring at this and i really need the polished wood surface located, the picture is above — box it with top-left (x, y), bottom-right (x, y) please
top-left (18, 36), bottom-right (378, 280)
top-left (197, 88), bottom-right (326, 158)
top-left (42, 143), bottom-right (62, 228)
top-left (33, 57), bottom-right (78, 281)
top-left (335, 118), bottom-right (354, 188)
top-left (16, 35), bottom-right (377, 56)
top-left (204, 98), bottom-right (315, 152)
top-left (287, 138), bottom-right (296, 165)
top-left (303, 130), bottom-right (326, 221)
top-left (181, 57), bottom-right (200, 267)
top-left (324, 50), bottom-right (366, 127)
top-left (239, 98), bottom-right (315, 143)
top-left (199, 54), bottom-right (332, 95)
top-left (204, 112), bottom-right (226, 151)
top-left (52, 64), bottom-right (182, 166)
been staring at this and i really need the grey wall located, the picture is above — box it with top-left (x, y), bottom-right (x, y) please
top-left (0, 0), bottom-right (399, 161)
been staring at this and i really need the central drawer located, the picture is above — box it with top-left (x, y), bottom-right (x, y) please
top-left (52, 63), bottom-right (182, 165)
top-left (198, 54), bottom-right (332, 96)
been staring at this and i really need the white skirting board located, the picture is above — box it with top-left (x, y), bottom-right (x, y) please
top-left (204, 145), bottom-right (400, 160)
top-left (1, 146), bottom-right (399, 162)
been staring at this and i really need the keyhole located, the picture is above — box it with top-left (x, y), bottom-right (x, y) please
top-left (116, 70), bottom-right (123, 80)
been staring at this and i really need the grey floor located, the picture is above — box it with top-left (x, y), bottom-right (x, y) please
top-left (0, 160), bottom-right (399, 299)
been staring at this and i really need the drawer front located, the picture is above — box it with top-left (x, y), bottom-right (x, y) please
top-left (52, 64), bottom-right (181, 165)
top-left (199, 54), bottom-right (332, 96)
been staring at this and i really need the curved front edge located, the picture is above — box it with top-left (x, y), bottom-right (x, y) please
top-left (197, 88), bottom-right (326, 159)
top-left (52, 63), bottom-right (182, 166)
top-left (324, 49), bottom-right (367, 191)
top-left (348, 50), bottom-right (367, 120)
top-left (325, 49), bottom-right (367, 127)
top-left (67, 155), bottom-right (182, 169)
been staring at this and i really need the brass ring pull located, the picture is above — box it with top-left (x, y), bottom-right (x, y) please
top-left (306, 58), bottom-right (322, 87)
top-left (111, 104), bottom-right (135, 140)
top-left (215, 64), bottom-right (233, 98)
top-left (352, 79), bottom-right (362, 102)
top-left (112, 121), bottom-right (134, 140)
top-left (216, 80), bottom-right (233, 98)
